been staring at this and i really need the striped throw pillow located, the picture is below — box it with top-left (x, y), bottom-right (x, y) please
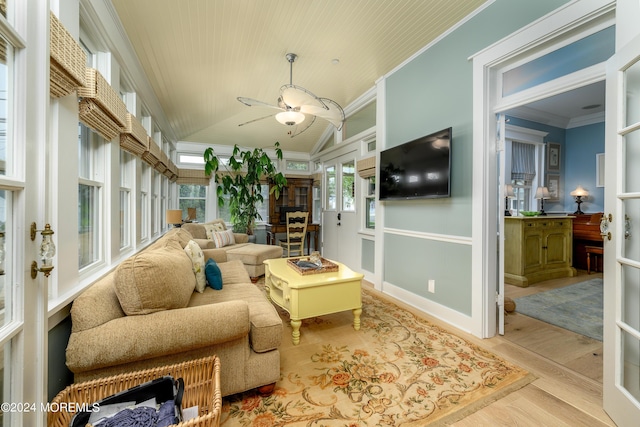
top-left (212, 229), bottom-right (236, 248)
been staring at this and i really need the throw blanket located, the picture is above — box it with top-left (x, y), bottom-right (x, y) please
top-left (97, 400), bottom-right (176, 427)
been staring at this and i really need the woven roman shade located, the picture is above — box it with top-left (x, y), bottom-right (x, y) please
top-left (176, 169), bottom-right (211, 186)
top-left (78, 69), bottom-right (127, 140)
top-left (49, 12), bottom-right (86, 98)
top-left (155, 150), bottom-right (169, 174)
top-left (142, 137), bottom-right (164, 171)
top-left (163, 159), bottom-right (179, 182)
top-left (120, 113), bottom-right (149, 156)
top-left (357, 156), bottom-right (376, 178)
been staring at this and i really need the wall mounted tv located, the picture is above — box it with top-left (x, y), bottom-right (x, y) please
top-left (379, 127), bottom-right (452, 200)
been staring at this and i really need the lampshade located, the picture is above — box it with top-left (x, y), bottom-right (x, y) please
top-left (535, 187), bottom-right (550, 199)
top-left (504, 184), bottom-right (515, 198)
top-left (166, 209), bottom-right (183, 225)
top-left (275, 110), bottom-right (305, 126)
top-left (570, 185), bottom-right (589, 197)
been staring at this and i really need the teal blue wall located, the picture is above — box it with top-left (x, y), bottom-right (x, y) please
top-left (361, 238), bottom-right (375, 273)
top-left (383, 0), bottom-right (569, 316)
top-left (565, 123), bottom-right (605, 213)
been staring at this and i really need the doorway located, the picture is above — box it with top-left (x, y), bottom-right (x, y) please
top-left (322, 151), bottom-right (359, 269)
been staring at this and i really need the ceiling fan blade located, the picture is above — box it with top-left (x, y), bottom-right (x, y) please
top-left (237, 96), bottom-right (283, 111)
top-left (288, 114), bottom-right (317, 138)
top-left (280, 85), bottom-right (327, 110)
top-left (238, 113), bottom-right (275, 127)
top-left (301, 97), bottom-right (345, 130)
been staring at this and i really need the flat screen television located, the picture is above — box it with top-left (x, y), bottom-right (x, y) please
top-left (379, 127), bottom-right (452, 200)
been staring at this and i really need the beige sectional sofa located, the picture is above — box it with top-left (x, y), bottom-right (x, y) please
top-left (182, 219), bottom-right (283, 280)
top-left (65, 227), bottom-right (283, 397)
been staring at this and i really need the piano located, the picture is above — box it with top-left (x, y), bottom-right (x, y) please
top-left (572, 213), bottom-right (604, 271)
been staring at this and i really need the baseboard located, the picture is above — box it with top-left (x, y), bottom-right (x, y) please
top-left (381, 281), bottom-right (474, 335)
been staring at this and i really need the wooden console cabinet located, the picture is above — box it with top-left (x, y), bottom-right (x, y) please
top-left (504, 216), bottom-right (576, 287)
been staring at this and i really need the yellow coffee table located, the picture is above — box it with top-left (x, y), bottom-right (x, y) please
top-left (264, 257), bottom-right (364, 345)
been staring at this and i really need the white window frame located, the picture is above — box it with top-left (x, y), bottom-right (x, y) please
top-left (119, 150), bottom-right (133, 251)
top-left (78, 124), bottom-right (105, 274)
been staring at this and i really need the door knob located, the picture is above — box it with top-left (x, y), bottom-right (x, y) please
top-left (600, 213), bottom-right (612, 241)
top-left (337, 213), bottom-right (341, 220)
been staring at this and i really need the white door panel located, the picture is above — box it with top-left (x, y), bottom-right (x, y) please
top-left (602, 29), bottom-right (640, 426)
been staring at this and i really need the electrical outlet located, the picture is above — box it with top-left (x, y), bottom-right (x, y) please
top-left (428, 279), bottom-right (435, 293)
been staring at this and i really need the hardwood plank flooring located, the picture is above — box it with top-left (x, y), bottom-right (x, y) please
top-left (367, 270), bottom-right (613, 425)
top-left (453, 270), bottom-right (612, 426)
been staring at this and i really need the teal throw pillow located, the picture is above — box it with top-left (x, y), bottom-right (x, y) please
top-left (205, 258), bottom-right (223, 290)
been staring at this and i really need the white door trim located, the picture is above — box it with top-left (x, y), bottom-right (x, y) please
top-left (471, 0), bottom-right (615, 338)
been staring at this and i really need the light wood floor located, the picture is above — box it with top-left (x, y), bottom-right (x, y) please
top-left (453, 270), bottom-right (613, 426)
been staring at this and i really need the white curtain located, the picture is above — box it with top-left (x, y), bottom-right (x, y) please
top-left (511, 141), bottom-right (536, 182)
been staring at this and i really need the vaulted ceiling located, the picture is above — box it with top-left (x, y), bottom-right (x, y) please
top-left (109, 0), bottom-right (487, 153)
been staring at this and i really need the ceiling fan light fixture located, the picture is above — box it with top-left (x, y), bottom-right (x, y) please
top-left (276, 110), bottom-right (305, 126)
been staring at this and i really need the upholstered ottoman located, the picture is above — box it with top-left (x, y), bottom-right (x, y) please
top-left (226, 244), bottom-right (283, 280)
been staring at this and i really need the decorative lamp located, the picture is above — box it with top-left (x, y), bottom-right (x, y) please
top-left (570, 185), bottom-right (589, 214)
top-left (166, 209), bottom-right (183, 227)
top-left (275, 110), bottom-right (305, 126)
top-left (504, 184), bottom-right (515, 216)
top-left (30, 223), bottom-right (55, 278)
top-left (535, 186), bottom-right (551, 216)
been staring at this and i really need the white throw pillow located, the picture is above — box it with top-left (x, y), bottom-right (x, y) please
top-left (212, 229), bottom-right (236, 248)
top-left (184, 239), bottom-right (206, 293)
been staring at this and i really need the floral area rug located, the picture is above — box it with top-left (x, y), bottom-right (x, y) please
top-left (221, 284), bottom-right (532, 426)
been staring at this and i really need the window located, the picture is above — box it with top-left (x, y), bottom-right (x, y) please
top-left (326, 166), bottom-right (336, 210)
top-left (140, 162), bottom-right (150, 240)
top-left (365, 177), bottom-right (375, 229)
top-left (286, 160), bottom-right (309, 171)
top-left (216, 185), bottom-right (269, 225)
top-left (119, 150), bottom-right (132, 250)
top-left (151, 169), bottom-right (159, 236)
top-left (78, 124), bottom-right (103, 270)
top-left (179, 184), bottom-right (206, 223)
top-left (342, 161), bottom-right (355, 211)
top-left (509, 140), bottom-right (544, 214)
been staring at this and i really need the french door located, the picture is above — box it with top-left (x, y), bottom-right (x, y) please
top-left (322, 152), bottom-right (359, 269)
top-left (602, 29), bottom-right (640, 425)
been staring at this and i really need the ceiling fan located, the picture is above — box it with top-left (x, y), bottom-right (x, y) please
top-left (237, 53), bottom-right (345, 137)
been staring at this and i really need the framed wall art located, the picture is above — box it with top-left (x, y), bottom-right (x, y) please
top-left (546, 173), bottom-right (561, 201)
top-left (547, 142), bottom-right (561, 172)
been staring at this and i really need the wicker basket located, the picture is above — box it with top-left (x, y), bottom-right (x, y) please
top-left (49, 11), bottom-right (86, 98)
top-left (48, 356), bottom-right (221, 427)
top-left (287, 257), bottom-right (339, 275)
top-left (120, 113), bottom-right (149, 156)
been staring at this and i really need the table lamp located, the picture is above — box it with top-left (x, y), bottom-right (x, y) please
top-left (535, 186), bottom-right (550, 216)
top-left (504, 184), bottom-right (515, 216)
top-left (570, 185), bottom-right (589, 214)
top-left (166, 209), bottom-right (183, 227)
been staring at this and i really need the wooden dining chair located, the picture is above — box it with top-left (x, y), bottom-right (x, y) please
top-left (279, 211), bottom-right (308, 257)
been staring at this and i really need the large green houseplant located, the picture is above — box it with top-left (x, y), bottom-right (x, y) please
top-left (203, 142), bottom-right (287, 235)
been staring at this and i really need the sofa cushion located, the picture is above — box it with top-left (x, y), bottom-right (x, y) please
top-left (188, 280), bottom-right (282, 353)
top-left (212, 229), bottom-right (236, 248)
top-left (217, 259), bottom-right (251, 284)
top-left (203, 222), bottom-right (225, 240)
top-left (184, 240), bottom-right (206, 293)
top-left (205, 258), bottom-right (223, 290)
top-left (70, 274), bottom-right (125, 333)
top-left (163, 227), bottom-right (194, 249)
top-left (114, 239), bottom-right (196, 315)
